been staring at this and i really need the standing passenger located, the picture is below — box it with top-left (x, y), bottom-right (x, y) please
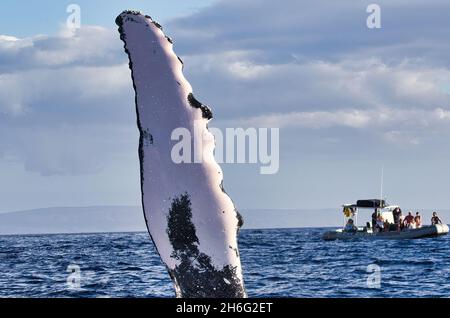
top-left (393, 207), bottom-right (402, 231)
top-left (372, 209), bottom-right (378, 229)
top-left (403, 212), bottom-right (415, 229)
top-left (376, 214), bottom-right (385, 233)
top-left (414, 212), bottom-right (422, 228)
top-left (431, 212), bottom-right (443, 225)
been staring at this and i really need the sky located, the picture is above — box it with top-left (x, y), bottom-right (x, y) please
top-left (2, 0), bottom-right (450, 215)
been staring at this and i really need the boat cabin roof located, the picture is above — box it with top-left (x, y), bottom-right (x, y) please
top-left (343, 199), bottom-right (398, 211)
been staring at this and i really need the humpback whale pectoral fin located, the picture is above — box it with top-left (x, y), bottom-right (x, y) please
top-left (116, 10), bottom-right (246, 298)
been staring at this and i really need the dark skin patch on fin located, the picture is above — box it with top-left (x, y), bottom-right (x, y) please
top-left (166, 193), bottom-right (245, 298)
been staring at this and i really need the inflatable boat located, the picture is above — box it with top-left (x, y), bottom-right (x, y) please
top-left (322, 199), bottom-right (449, 241)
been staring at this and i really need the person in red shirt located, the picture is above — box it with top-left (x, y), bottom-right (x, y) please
top-left (403, 211), bottom-right (415, 229)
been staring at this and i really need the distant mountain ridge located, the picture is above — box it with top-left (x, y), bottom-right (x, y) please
top-left (0, 206), bottom-right (146, 235)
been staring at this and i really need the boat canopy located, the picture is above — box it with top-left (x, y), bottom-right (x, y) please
top-left (344, 199), bottom-right (387, 209)
top-left (356, 199), bottom-right (386, 208)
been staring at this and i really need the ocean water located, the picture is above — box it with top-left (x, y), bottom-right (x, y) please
top-left (0, 228), bottom-right (449, 298)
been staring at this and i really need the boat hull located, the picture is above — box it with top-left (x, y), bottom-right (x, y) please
top-left (323, 224), bottom-right (449, 241)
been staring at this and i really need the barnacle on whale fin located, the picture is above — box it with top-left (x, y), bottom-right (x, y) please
top-left (187, 93), bottom-right (213, 120)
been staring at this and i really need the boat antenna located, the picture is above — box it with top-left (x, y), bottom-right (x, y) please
top-left (380, 165), bottom-right (384, 208)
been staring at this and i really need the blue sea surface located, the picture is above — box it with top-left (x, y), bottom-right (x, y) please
top-left (0, 228), bottom-right (449, 298)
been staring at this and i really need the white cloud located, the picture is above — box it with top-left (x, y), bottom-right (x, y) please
top-left (0, 26), bottom-right (122, 71)
top-left (239, 110), bottom-right (371, 129)
top-left (239, 107), bottom-right (450, 130)
top-left (3, 0), bottom-right (450, 175)
top-left (184, 50), bottom-right (450, 121)
top-left (383, 131), bottom-right (420, 146)
top-left (169, 0), bottom-right (450, 68)
top-left (227, 61), bottom-right (273, 79)
top-left (0, 26), bottom-right (134, 175)
top-left (169, 0), bottom-right (450, 142)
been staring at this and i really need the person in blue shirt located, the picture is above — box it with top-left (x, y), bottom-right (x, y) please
top-left (344, 219), bottom-right (358, 233)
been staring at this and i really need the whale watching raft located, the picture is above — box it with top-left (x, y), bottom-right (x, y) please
top-left (323, 199), bottom-right (449, 240)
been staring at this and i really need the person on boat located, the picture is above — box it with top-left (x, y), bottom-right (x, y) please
top-left (383, 219), bottom-right (391, 232)
top-left (371, 210), bottom-right (378, 229)
top-left (399, 208), bottom-right (405, 230)
top-left (414, 212), bottom-right (422, 228)
top-left (393, 207), bottom-right (402, 231)
top-left (376, 214), bottom-right (385, 232)
top-left (403, 211), bottom-right (415, 229)
top-left (431, 212), bottom-right (443, 225)
top-left (344, 218), bottom-right (357, 233)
